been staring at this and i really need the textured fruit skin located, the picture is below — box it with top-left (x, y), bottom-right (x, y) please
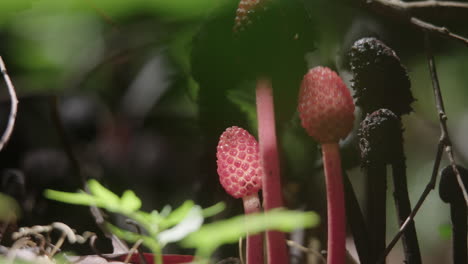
top-left (298, 66), bottom-right (355, 143)
top-left (234, 0), bottom-right (266, 32)
top-left (217, 126), bottom-right (263, 198)
top-left (349, 37), bottom-right (415, 116)
top-left (358, 109), bottom-right (403, 166)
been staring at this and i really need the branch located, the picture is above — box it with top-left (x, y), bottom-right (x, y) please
top-left (424, 34), bottom-right (468, 205)
top-left (381, 124), bottom-right (444, 262)
top-left (362, 0), bottom-right (468, 46)
top-left (405, 0), bottom-right (468, 20)
top-left (0, 56), bottom-right (19, 152)
top-left (381, 32), bottom-right (468, 261)
top-left (406, 0), bottom-right (468, 10)
top-left (364, 0), bottom-right (468, 21)
top-left (410, 18), bottom-right (468, 47)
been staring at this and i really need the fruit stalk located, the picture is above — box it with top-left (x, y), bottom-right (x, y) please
top-left (243, 194), bottom-right (264, 264)
top-left (298, 67), bottom-right (355, 264)
top-left (450, 203), bottom-right (467, 264)
top-left (391, 159), bottom-right (422, 264)
top-left (343, 171), bottom-right (370, 264)
top-left (256, 77), bottom-right (289, 264)
top-left (350, 38), bottom-right (420, 264)
top-left (366, 165), bottom-right (387, 263)
top-left (439, 165), bottom-right (468, 264)
top-left (322, 143), bottom-right (346, 264)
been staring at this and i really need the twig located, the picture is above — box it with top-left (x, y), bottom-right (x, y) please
top-left (381, 139), bottom-right (443, 261)
top-left (124, 239), bottom-right (143, 264)
top-left (405, 0), bottom-right (468, 10)
top-left (410, 18), bottom-right (468, 47)
top-left (381, 32), bottom-right (468, 261)
top-left (6, 237), bottom-right (37, 264)
top-left (362, 0), bottom-right (468, 47)
top-left (364, 0), bottom-right (468, 20)
top-left (424, 34), bottom-right (468, 204)
top-left (238, 237), bottom-right (244, 264)
top-left (88, 234), bottom-right (104, 256)
top-left (49, 231), bottom-right (67, 257)
top-left (0, 57), bottom-right (19, 152)
top-left (286, 240), bottom-right (326, 264)
top-left (126, 219), bottom-right (148, 264)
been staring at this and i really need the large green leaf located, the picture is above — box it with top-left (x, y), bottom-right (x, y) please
top-left (182, 209), bottom-right (320, 257)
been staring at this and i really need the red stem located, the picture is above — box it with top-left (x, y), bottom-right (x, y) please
top-left (322, 143), bottom-right (346, 264)
top-left (243, 194), bottom-right (264, 264)
top-left (255, 77), bottom-right (289, 264)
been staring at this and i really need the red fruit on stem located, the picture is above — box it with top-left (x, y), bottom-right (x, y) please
top-left (217, 126), bottom-right (263, 199)
top-left (217, 126), bottom-right (264, 264)
top-left (298, 66), bottom-right (355, 264)
top-left (298, 66), bottom-right (355, 143)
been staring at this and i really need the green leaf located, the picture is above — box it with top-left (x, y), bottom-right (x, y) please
top-left (226, 82), bottom-right (258, 133)
top-left (106, 222), bottom-right (161, 255)
top-left (120, 190), bottom-right (142, 213)
top-left (106, 222), bottom-right (143, 243)
top-left (87, 179), bottom-right (120, 208)
top-left (159, 205), bottom-right (172, 217)
top-left (150, 210), bottom-right (163, 223)
top-left (45, 189), bottom-right (97, 206)
top-left (160, 200), bottom-right (195, 229)
top-left (158, 206), bottom-right (204, 245)
top-left (182, 209), bottom-right (320, 257)
top-left (202, 202), bottom-right (225, 218)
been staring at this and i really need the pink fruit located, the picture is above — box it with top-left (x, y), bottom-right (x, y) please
top-left (216, 126), bottom-right (263, 199)
top-left (298, 66), bottom-right (355, 264)
top-left (298, 66), bottom-right (355, 143)
top-left (217, 126), bottom-right (265, 264)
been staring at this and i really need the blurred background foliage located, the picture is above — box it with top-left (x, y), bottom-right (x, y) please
top-left (0, 0), bottom-right (467, 263)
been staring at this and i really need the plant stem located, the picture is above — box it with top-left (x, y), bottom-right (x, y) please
top-left (144, 239), bottom-right (163, 264)
top-left (322, 143), bottom-right (346, 264)
top-left (366, 165), bottom-right (387, 263)
top-left (391, 159), bottom-right (422, 264)
top-left (343, 172), bottom-right (370, 264)
top-left (255, 77), bottom-right (289, 264)
top-left (243, 193), bottom-right (264, 264)
top-left (451, 203), bottom-right (467, 264)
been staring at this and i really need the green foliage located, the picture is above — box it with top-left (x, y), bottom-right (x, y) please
top-left (182, 209), bottom-right (320, 258)
top-left (438, 224), bottom-right (452, 240)
top-left (0, 193), bottom-right (20, 221)
top-left (45, 179), bottom-right (142, 214)
top-left (0, 256), bottom-right (35, 264)
top-left (45, 180), bottom-right (217, 262)
top-left (226, 81), bottom-right (258, 133)
top-left (0, 0), bottom-right (231, 23)
top-left (45, 180), bottom-right (319, 262)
